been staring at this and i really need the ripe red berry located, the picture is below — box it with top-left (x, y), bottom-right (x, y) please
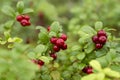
top-left (50, 37), bottom-right (58, 44)
top-left (82, 66), bottom-right (93, 74)
top-left (16, 15), bottom-right (23, 22)
top-left (23, 15), bottom-right (30, 21)
top-left (97, 30), bottom-right (107, 37)
top-left (20, 19), bottom-right (30, 26)
top-left (61, 43), bottom-right (67, 50)
top-left (98, 36), bottom-right (107, 44)
top-left (37, 60), bottom-right (44, 66)
top-left (56, 39), bottom-right (64, 47)
top-left (47, 26), bottom-right (50, 32)
top-left (50, 53), bottom-right (57, 60)
top-left (95, 43), bottom-right (103, 49)
top-left (60, 34), bottom-right (67, 41)
top-left (92, 35), bottom-right (99, 43)
top-left (31, 59), bottom-right (37, 64)
top-left (53, 45), bottom-right (60, 52)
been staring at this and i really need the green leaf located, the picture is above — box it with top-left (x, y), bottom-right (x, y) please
top-left (76, 52), bottom-right (85, 60)
top-left (17, 1), bottom-right (24, 13)
top-left (23, 8), bottom-right (34, 14)
top-left (49, 31), bottom-right (57, 37)
top-left (8, 44), bottom-right (14, 48)
top-left (4, 20), bottom-right (14, 30)
top-left (50, 71), bottom-right (61, 80)
top-left (80, 25), bottom-right (96, 35)
top-left (39, 56), bottom-right (50, 64)
top-left (38, 32), bottom-right (49, 44)
top-left (4, 31), bottom-right (10, 40)
top-left (104, 68), bottom-right (120, 78)
top-left (84, 41), bottom-right (95, 54)
top-left (95, 21), bottom-right (103, 31)
top-left (90, 60), bottom-right (102, 71)
top-left (81, 74), bottom-right (96, 80)
top-left (34, 44), bottom-right (46, 54)
top-left (1, 6), bottom-right (15, 17)
top-left (51, 21), bottom-right (61, 33)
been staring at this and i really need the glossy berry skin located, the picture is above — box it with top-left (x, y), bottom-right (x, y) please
top-left (20, 19), bottom-right (28, 26)
top-left (37, 60), bottom-right (44, 66)
top-left (53, 45), bottom-right (60, 52)
top-left (82, 66), bottom-right (93, 74)
top-left (56, 39), bottom-right (64, 47)
top-left (16, 15), bottom-right (23, 22)
top-left (98, 36), bottom-right (107, 44)
top-left (50, 53), bottom-right (57, 60)
top-left (26, 21), bottom-right (31, 26)
top-left (61, 43), bottom-right (67, 50)
top-left (60, 34), bottom-right (67, 41)
top-left (96, 43), bottom-right (103, 49)
top-left (92, 35), bottom-right (99, 43)
top-left (23, 15), bottom-right (30, 21)
top-left (50, 37), bottom-right (58, 44)
top-left (47, 26), bottom-right (50, 32)
top-left (97, 30), bottom-right (107, 37)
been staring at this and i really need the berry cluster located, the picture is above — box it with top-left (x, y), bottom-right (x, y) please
top-left (16, 15), bottom-right (31, 26)
top-left (92, 30), bottom-right (107, 49)
top-left (32, 59), bottom-right (44, 67)
top-left (82, 66), bottom-right (93, 74)
top-left (50, 34), bottom-right (67, 52)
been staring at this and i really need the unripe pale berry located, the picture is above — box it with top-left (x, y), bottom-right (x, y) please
top-left (50, 53), bottom-right (57, 60)
top-left (53, 45), bottom-right (60, 52)
top-left (97, 30), bottom-right (107, 37)
top-left (95, 43), bottom-right (103, 49)
top-left (98, 36), bottom-right (107, 44)
top-left (56, 39), bottom-right (64, 47)
top-left (50, 37), bottom-right (58, 44)
top-left (92, 35), bottom-right (99, 43)
top-left (60, 34), bottom-right (67, 41)
top-left (16, 15), bottom-right (23, 22)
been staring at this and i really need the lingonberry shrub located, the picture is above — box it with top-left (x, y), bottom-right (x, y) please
top-left (0, 0), bottom-right (120, 80)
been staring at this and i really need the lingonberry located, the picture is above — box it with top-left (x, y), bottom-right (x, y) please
top-left (23, 15), bottom-right (30, 21)
top-left (97, 30), bottom-right (107, 37)
top-left (47, 26), bottom-right (50, 32)
top-left (16, 15), bottom-right (23, 22)
top-left (92, 35), bottom-right (99, 43)
top-left (50, 37), bottom-right (58, 44)
top-left (20, 19), bottom-right (28, 26)
top-left (60, 33), bottom-right (67, 41)
top-left (95, 43), bottom-right (103, 49)
top-left (82, 66), bottom-right (93, 74)
top-left (56, 39), bottom-right (64, 48)
top-left (50, 53), bottom-right (57, 60)
top-left (53, 45), bottom-right (60, 52)
top-left (37, 60), bottom-right (44, 66)
top-left (26, 21), bottom-right (31, 26)
top-left (98, 36), bottom-right (107, 44)
top-left (61, 43), bottom-right (67, 50)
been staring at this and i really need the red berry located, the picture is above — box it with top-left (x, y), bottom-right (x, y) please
top-left (56, 39), bottom-right (64, 47)
top-left (23, 15), bottom-right (30, 21)
top-left (97, 30), bottom-right (107, 37)
top-left (16, 15), bottom-right (23, 22)
top-left (92, 35), bottom-right (99, 43)
top-left (95, 43), bottom-right (103, 49)
top-left (47, 26), bottom-right (50, 32)
top-left (60, 34), bottom-right (67, 41)
top-left (32, 59), bottom-right (37, 64)
top-left (82, 66), bottom-right (93, 74)
top-left (61, 43), bottom-right (67, 50)
top-left (98, 36), bottom-right (107, 44)
top-left (26, 21), bottom-right (31, 26)
top-left (37, 60), bottom-right (44, 66)
top-left (50, 53), bottom-right (57, 60)
top-left (53, 45), bottom-right (60, 52)
top-left (50, 37), bottom-right (58, 44)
